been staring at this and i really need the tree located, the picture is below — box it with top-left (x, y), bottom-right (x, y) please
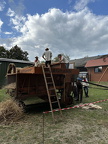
top-left (53, 56), bottom-right (59, 62)
top-left (0, 45), bottom-right (29, 61)
top-left (9, 45), bottom-right (29, 61)
top-left (53, 54), bottom-right (70, 62)
top-left (0, 46), bottom-right (8, 58)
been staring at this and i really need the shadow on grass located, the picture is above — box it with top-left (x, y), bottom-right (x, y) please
top-left (25, 102), bottom-right (66, 114)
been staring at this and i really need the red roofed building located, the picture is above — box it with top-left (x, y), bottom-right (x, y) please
top-left (85, 56), bottom-right (108, 82)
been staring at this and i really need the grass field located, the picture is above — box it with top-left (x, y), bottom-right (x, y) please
top-left (0, 82), bottom-right (108, 144)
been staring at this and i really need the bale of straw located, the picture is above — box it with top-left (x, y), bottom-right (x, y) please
top-left (4, 82), bottom-right (16, 89)
top-left (0, 99), bottom-right (24, 124)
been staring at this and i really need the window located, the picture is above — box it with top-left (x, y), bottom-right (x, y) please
top-left (94, 66), bottom-right (102, 73)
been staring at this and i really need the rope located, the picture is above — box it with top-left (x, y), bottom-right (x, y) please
top-left (85, 81), bottom-right (108, 89)
top-left (43, 98), bottom-right (108, 114)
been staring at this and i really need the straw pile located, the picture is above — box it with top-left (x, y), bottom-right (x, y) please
top-left (4, 82), bottom-right (16, 89)
top-left (0, 99), bottom-right (24, 124)
top-left (82, 103), bottom-right (102, 110)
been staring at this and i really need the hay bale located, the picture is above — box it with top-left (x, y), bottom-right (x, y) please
top-left (4, 82), bottom-right (16, 89)
top-left (0, 99), bottom-right (24, 124)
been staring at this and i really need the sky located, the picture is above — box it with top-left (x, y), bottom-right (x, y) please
top-left (0, 0), bottom-right (108, 62)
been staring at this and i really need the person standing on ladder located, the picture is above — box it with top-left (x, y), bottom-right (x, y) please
top-left (42, 48), bottom-right (52, 67)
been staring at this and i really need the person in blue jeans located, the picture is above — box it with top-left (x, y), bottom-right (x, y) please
top-left (82, 76), bottom-right (89, 97)
top-left (75, 77), bottom-right (83, 102)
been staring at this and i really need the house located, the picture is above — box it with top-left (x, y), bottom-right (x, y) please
top-left (70, 55), bottom-right (102, 72)
top-left (0, 58), bottom-right (33, 88)
top-left (85, 56), bottom-right (108, 82)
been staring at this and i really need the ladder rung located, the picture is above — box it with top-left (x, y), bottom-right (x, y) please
top-left (44, 70), bottom-right (49, 71)
top-left (46, 77), bottom-right (51, 79)
top-left (44, 67), bottom-right (49, 69)
top-left (51, 101), bottom-right (58, 104)
top-left (42, 65), bottom-right (62, 121)
top-left (45, 71), bottom-right (50, 73)
top-left (47, 82), bottom-right (53, 84)
top-left (50, 95), bottom-right (56, 97)
top-left (48, 88), bottom-right (55, 90)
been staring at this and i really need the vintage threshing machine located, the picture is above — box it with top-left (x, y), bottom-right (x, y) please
top-left (6, 63), bottom-right (79, 107)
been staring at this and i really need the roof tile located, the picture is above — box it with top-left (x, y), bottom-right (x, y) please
top-left (85, 57), bottom-right (108, 67)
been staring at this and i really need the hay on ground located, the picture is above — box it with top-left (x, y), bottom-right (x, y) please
top-left (0, 99), bottom-right (24, 124)
top-left (4, 82), bottom-right (16, 89)
top-left (82, 104), bottom-right (102, 110)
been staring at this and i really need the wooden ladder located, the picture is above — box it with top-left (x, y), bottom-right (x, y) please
top-left (42, 65), bottom-right (62, 122)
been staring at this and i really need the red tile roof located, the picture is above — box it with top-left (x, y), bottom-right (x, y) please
top-left (85, 57), bottom-right (108, 67)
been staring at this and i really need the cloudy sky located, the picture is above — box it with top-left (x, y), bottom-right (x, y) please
top-left (0, 0), bottom-right (108, 62)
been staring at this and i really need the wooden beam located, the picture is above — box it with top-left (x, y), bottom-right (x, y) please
top-left (98, 67), bottom-right (108, 83)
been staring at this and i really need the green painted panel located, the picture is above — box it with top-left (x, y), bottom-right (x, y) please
top-left (0, 61), bottom-right (33, 88)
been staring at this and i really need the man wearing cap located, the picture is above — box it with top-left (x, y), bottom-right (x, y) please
top-left (34, 56), bottom-right (40, 67)
top-left (42, 48), bottom-right (52, 67)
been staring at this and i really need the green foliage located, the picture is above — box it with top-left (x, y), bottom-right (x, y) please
top-left (53, 56), bottom-right (59, 62)
top-left (53, 54), bottom-right (70, 62)
top-left (0, 46), bottom-right (8, 58)
top-left (0, 89), bottom-right (10, 102)
top-left (0, 45), bottom-right (29, 61)
top-left (9, 45), bottom-right (29, 61)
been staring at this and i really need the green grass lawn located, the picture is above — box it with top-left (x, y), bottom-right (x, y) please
top-left (0, 88), bottom-right (10, 102)
top-left (84, 82), bottom-right (108, 103)
top-left (0, 82), bottom-right (108, 144)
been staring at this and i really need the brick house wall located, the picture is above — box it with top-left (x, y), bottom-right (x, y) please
top-left (87, 66), bottom-right (108, 82)
top-left (85, 56), bottom-right (108, 82)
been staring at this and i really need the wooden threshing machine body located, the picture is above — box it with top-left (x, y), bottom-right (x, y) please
top-left (6, 63), bottom-right (79, 105)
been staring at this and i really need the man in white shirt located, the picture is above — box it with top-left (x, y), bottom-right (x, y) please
top-left (42, 48), bottom-right (52, 67)
top-left (58, 54), bottom-right (69, 69)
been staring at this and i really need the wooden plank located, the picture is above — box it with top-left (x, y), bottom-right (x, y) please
top-left (20, 66), bottom-right (79, 75)
top-left (19, 66), bottom-right (35, 73)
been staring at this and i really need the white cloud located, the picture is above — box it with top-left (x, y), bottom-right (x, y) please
top-left (0, 19), bottom-right (3, 27)
top-left (7, 8), bottom-right (26, 31)
top-left (0, 38), bottom-right (13, 49)
top-left (0, 0), bottom-right (6, 11)
top-left (8, 0), bottom-right (25, 16)
top-left (1, 8), bottom-right (108, 62)
top-left (0, 19), bottom-right (3, 32)
top-left (4, 31), bottom-right (13, 34)
top-left (10, 15), bottom-right (26, 31)
top-left (74, 0), bottom-right (95, 11)
top-left (7, 8), bottom-right (15, 17)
